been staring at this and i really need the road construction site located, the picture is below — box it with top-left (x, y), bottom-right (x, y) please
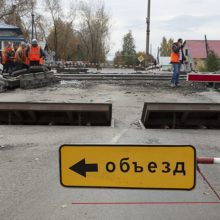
top-left (0, 69), bottom-right (220, 220)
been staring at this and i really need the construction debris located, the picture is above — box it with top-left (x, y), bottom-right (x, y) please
top-left (0, 65), bottom-right (60, 91)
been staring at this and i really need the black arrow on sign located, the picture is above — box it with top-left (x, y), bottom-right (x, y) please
top-left (69, 159), bottom-right (98, 177)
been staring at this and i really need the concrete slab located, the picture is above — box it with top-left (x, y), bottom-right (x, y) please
top-left (0, 80), bottom-right (219, 220)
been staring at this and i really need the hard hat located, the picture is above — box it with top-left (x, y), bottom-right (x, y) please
top-left (31, 39), bottom-right (38, 45)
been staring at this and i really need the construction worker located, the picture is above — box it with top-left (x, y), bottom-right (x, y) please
top-left (4, 42), bottom-right (15, 74)
top-left (170, 38), bottom-right (185, 87)
top-left (14, 42), bottom-right (29, 70)
top-left (13, 42), bottom-right (19, 54)
top-left (26, 39), bottom-right (45, 66)
top-left (1, 49), bottom-right (6, 73)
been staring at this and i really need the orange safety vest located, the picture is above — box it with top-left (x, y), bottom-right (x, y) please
top-left (39, 57), bottom-right (44, 65)
top-left (170, 52), bottom-right (179, 63)
top-left (28, 46), bottom-right (41, 61)
top-left (4, 47), bottom-right (15, 61)
top-left (170, 44), bottom-right (180, 63)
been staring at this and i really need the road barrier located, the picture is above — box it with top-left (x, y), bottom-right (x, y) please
top-left (187, 73), bottom-right (220, 82)
top-left (197, 157), bottom-right (220, 164)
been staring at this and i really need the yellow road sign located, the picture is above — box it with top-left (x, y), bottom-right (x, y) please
top-left (59, 145), bottom-right (196, 190)
top-left (138, 55), bottom-right (145, 63)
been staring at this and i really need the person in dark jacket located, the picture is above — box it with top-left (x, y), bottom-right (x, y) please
top-left (4, 43), bottom-right (15, 74)
top-left (170, 38), bottom-right (185, 87)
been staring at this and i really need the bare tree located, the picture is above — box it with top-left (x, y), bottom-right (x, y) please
top-left (47, 18), bottom-right (78, 61)
top-left (0, 0), bottom-right (37, 40)
top-left (45, 0), bottom-right (62, 61)
top-left (0, 0), bottom-right (36, 22)
top-left (77, 1), bottom-right (110, 63)
top-left (0, 1), bottom-right (16, 20)
top-left (68, 0), bottom-right (78, 24)
top-left (34, 14), bottom-right (49, 41)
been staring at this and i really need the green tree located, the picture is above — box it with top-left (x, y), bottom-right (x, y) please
top-left (160, 37), bottom-right (174, 56)
top-left (205, 50), bottom-right (220, 72)
top-left (121, 30), bottom-right (136, 66)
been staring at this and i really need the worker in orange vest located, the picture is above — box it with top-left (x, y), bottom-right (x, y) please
top-left (1, 49), bottom-right (6, 73)
top-left (170, 38), bottom-right (185, 87)
top-left (15, 42), bottom-right (29, 70)
top-left (3, 42), bottom-right (15, 74)
top-left (26, 39), bottom-right (45, 66)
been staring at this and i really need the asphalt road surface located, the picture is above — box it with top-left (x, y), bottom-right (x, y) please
top-left (0, 80), bottom-right (220, 220)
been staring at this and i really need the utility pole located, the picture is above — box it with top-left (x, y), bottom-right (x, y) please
top-left (205, 35), bottom-right (209, 57)
top-left (146, 0), bottom-right (151, 56)
top-left (31, 1), bottom-right (35, 40)
top-left (157, 46), bottom-right (160, 64)
top-left (31, 13), bottom-right (35, 40)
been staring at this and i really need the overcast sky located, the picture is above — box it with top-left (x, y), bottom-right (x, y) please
top-left (60, 0), bottom-right (220, 60)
